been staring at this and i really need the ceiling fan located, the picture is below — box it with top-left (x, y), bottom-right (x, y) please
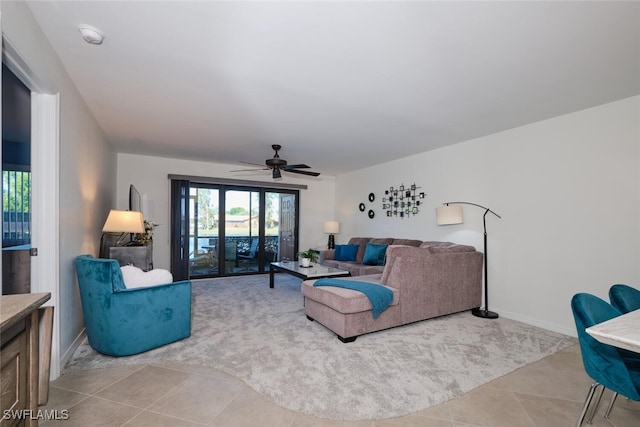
top-left (233, 144), bottom-right (320, 179)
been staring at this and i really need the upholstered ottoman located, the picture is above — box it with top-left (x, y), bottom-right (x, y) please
top-left (301, 275), bottom-right (400, 342)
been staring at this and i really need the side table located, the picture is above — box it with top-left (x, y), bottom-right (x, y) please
top-left (1, 293), bottom-right (52, 426)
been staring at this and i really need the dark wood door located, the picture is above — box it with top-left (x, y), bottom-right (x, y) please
top-left (279, 194), bottom-right (296, 261)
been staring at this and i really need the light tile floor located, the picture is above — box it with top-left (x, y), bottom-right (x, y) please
top-left (40, 344), bottom-right (640, 427)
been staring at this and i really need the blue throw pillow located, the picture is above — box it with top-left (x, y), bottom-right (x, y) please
top-left (362, 243), bottom-right (389, 266)
top-left (334, 244), bottom-right (359, 261)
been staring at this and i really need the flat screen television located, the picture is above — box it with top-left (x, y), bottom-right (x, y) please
top-left (129, 184), bottom-right (142, 212)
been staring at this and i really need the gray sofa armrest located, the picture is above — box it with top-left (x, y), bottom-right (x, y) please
top-left (318, 249), bottom-right (335, 263)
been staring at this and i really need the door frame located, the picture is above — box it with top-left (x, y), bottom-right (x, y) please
top-left (3, 35), bottom-right (61, 378)
top-left (181, 182), bottom-right (300, 278)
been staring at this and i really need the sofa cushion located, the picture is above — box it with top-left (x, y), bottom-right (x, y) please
top-left (392, 239), bottom-right (423, 247)
top-left (333, 261), bottom-right (365, 276)
top-left (302, 279), bottom-right (399, 315)
top-left (380, 245), bottom-right (422, 285)
top-left (324, 257), bottom-right (385, 276)
top-left (347, 237), bottom-right (373, 263)
top-left (358, 265), bottom-right (386, 275)
top-left (334, 244), bottom-right (359, 261)
top-left (369, 238), bottom-right (394, 245)
top-left (362, 243), bottom-right (389, 266)
top-left (427, 245), bottom-right (474, 254)
top-left (325, 261), bottom-right (383, 276)
top-left (421, 242), bottom-right (476, 253)
top-left (322, 259), bottom-right (340, 269)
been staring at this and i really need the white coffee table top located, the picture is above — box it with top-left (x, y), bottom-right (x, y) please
top-left (271, 261), bottom-right (349, 279)
top-left (585, 309), bottom-right (640, 353)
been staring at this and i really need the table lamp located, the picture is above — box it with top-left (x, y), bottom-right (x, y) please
top-left (323, 221), bottom-right (340, 249)
top-left (100, 210), bottom-right (145, 257)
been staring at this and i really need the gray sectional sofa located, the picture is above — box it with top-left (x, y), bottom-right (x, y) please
top-left (318, 237), bottom-right (424, 276)
top-left (303, 240), bottom-right (483, 342)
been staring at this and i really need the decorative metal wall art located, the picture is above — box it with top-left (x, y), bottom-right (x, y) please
top-left (382, 183), bottom-right (425, 218)
top-left (359, 194), bottom-right (376, 219)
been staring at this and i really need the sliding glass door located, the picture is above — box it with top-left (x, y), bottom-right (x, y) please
top-left (188, 186), bottom-right (219, 276)
top-left (173, 180), bottom-right (299, 279)
top-left (275, 192), bottom-right (296, 262)
top-left (222, 188), bottom-right (261, 275)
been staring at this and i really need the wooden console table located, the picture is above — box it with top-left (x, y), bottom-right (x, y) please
top-left (1, 293), bottom-right (52, 427)
top-left (109, 243), bottom-right (153, 271)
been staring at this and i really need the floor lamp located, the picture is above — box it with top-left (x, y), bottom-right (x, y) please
top-left (435, 202), bottom-right (502, 319)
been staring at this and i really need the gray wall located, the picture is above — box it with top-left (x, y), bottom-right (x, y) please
top-left (2, 1), bottom-right (116, 375)
top-left (336, 96), bottom-right (640, 336)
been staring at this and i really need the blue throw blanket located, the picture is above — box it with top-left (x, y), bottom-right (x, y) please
top-left (313, 278), bottom-right (393, 318)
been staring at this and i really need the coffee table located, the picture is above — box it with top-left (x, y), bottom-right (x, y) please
top-left (269, 261), bottom-right (350, 288)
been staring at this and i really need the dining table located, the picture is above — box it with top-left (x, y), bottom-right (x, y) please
top-left (585, 309), bottom-right (640, 353)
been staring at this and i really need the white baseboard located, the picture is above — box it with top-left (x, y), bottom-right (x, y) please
top-left (497, 309), bottom-right (577, 338)
top-left (57, 328), bottom-right (86, 379)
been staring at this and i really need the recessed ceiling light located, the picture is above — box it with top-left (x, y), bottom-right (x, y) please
top-left (79, 25), bottom-right (104, 45)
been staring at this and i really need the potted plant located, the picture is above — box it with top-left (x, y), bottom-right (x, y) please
top-left (297, 249), bottom-right (318, 267)
top-left (134, 220), bottom-right (159, 245)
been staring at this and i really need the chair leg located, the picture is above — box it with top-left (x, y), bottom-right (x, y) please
top-left (576, 382), bottom-right (601, 427)
top-left (604, 392), bottom-right (619, 419)
top-left (586, 384), bottom-right (605, 424)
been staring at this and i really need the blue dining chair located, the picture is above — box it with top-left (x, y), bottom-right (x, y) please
top-left (609, 284), bottom-right (640, 314)
top-left (571, 293), bottom-right (640, 426)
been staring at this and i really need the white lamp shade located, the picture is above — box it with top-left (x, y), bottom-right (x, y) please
top-left (435, 205), bottom-right (464, 225)
top-left (102, 210), bottom-right (144, 233)
top-left (323, 221), bottom-right (340, 234)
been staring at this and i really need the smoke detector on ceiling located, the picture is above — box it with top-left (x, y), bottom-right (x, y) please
top-left (79, 25), bottom-right (104, 45)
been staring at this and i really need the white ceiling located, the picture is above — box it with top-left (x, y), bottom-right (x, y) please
top-left (25, 1), bottom-right (640, 177)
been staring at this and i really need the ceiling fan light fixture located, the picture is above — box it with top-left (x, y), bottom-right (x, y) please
top-left (233, 144), bottom-right (320, 180)
top-left (79, 25), bottom-right (104, 45)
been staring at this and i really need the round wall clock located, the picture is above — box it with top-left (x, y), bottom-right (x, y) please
top-left (368, 209), bottom-right (375, 219)
top-left (359, 203), bottom-right (366, 212)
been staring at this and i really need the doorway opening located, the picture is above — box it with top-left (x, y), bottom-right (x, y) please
top-left (2, 62), bottom-right (32, 295)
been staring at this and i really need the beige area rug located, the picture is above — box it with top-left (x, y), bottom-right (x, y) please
top-left (64, 274), bottom-right (577, 420)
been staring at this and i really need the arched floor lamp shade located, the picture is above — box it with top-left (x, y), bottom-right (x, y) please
top-left (436, 202), bottom-right (501, 319)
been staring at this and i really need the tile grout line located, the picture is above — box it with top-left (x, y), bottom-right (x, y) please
top-left (123, 408), bottom-right (210, 427)
top-left (62, 364), bottom-right (148, 397)
top-left (205, 380), bottom-right (253, 426)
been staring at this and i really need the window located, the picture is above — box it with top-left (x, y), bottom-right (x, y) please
top-left (2, 170), bottom-right (31, 247)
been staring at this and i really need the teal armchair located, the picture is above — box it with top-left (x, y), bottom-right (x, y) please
top-left (75, 255), bottom-right (191, 356)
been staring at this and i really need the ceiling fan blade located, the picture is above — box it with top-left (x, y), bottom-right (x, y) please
top-left (283, 164), bottom-right (311, 170)
top-left (231, 167), bottom-right (269, 172)
top-left (239, 161), bottom-right (267, 168)
top-left (237, 145), bottom-right (320, 179)
top-left (286, 169), bottom-right (320, 177)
